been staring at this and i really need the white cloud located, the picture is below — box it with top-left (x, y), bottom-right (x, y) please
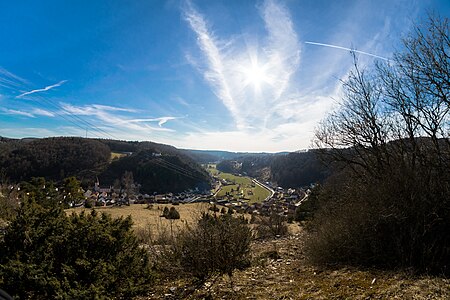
top-left (260, 0), bottom-right (300, 101)
top-left (180, 0), bottom-right (405, 151)
top-left (32, 108), bottom-right (55, 117)
top-left (60, 103), bottom-right (176, 134)
top-left (115, 116), bottom-right (179, 127)
top-left (16, 80), bottom-right (67, 98)
top-left (1, 108), bottom-right (35, 118)
top-left (184, 1), bottom-right (242, 127)
top-left (174, 96), bottom-right (190, 107)
top-left (0, 67), bottom-right (29, 90)
top-left (184, 0), bottom-right (301, 133)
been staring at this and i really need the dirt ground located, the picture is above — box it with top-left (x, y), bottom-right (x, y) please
top-left (142, 227), bottom-right (449, 300)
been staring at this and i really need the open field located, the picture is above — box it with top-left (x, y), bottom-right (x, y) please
top-left (208, 165), bottom-right (270, 203)
top-left (66, 203), bottom-right (212, 236)
top-left (205, 164), bottom-right (219, 176)
top-left (110, 152), bottom-right (127, 160)
top-left (218, 172), bottom-right (252, 185)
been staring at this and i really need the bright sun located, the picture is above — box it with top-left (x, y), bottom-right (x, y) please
top-left (241, 58), bottom-right (270, 92)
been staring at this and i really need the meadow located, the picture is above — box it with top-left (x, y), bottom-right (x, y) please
top-left (66, 203), bottom-right (211, 236)
top-left (206, 164), bottom-right (270, 203)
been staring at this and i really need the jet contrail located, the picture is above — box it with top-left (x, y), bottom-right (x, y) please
top-left (305, 41), bottom-right (389, 61)
top-left (16, 80), bottom-right (67, 98)
top-left (115, 117), bottom-right (178, 127)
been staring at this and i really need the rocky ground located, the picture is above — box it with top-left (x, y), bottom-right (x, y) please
top-left (140, 228), bottom-right (449, 300)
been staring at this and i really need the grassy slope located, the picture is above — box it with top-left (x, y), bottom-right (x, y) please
top-left (207, 164), bottom-right (270, 203)
top-left (110, 152), bottom-right (127, 160)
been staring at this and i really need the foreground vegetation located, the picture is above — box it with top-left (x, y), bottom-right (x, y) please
top-left (145, 231), bottom-right (449, 299)
top-left (309, 15), bottom-right (449, 274)
top-left (0, 200), bottom-right (153, 299)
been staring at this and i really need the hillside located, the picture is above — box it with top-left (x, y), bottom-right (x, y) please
top-left (99, 149), bottom-right (210, 193)
top-left (0, 136), bottom-right (211, 193)
top-left (182, 149), bottom-right (289, 163)
top-left (216, 150), bottom-right (331, 188)
top-left (0, 137), bottom-right (110, 182)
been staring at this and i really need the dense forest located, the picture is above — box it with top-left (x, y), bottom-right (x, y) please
top-left (182, 149), bottom-right (289, 164)
top-left (99, 149), bottom-right (210, 193)
top-left (270, 151), bottom-right (331, 187)
top-left (216, 150), bottom-right (330, 188)
top-left (0, 137), bottom-right (110, 182)
top-left (0, 137), bottom-right (211, 193)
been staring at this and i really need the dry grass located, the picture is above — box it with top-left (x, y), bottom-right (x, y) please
top-left (66, 203), bottom-right (212, 236)
top-left (142, 229), bottom-right (450, 299)
top-left (110, 152), bottom-right (127, 160)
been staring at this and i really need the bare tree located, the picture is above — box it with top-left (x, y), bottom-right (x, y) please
top-left (310, 15), bottom-right (450, 274)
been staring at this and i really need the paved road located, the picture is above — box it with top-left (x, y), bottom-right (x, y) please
top-left (252, 179), bottom-right (274, 202)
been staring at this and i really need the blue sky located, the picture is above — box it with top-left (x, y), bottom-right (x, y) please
top-left (1, 0), bottom-right (449, 152)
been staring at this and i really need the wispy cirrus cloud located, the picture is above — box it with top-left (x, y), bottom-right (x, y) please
top-left (0, 67), bottom-right (29, 90)
top-left (117, 116), bottom-right (180, 127)
top-left (181, 0), bottom-right (400, 151)
top-left (0, 107), bottom-right (56, 118)
top-left (184, 1), bottom-right (241, 127)
top-left (60, 103), bottom-right (176, 133)
top-left (60, 103), bottom-right (137, 115)
top-left (32, 108), bottom-right (55, 117)
top-left (16, 80), bottom-right (67, 98)
top-left (1, 108), bottom-right (35, 118)
top-left (184, 0), bottom-right (300, 131)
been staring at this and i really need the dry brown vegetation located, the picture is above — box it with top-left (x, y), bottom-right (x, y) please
top-left (66, 203), bottom-right (212, 235)
top-left (66, 204), bottom-right (448, 299)
top-left (141, 228), bottom-right (449, 299)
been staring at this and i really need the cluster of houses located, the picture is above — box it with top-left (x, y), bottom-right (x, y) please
top-left (3, 177), bottom-right (309, 218)
top-left (215, 187), bottom-right (308, 216)
top-left (81, 180), bottom-right (213, 207)
top-left (83, 176), bottom-right (308, 219)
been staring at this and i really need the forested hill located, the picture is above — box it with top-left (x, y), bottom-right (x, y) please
top-left (0, 137), bottom-right (211, 193)
top-left (181, 149), bottom-right (289, 163)
top-left (216, 150), bottom-right (331, 188)
top-left (0, 137), bottom-right (110, 182)
top-left (99, 140), bottom-right (211, 193)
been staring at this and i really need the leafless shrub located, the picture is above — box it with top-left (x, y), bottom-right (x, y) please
top-left (309, 15), bottom-right (450, 274)
top-left (176, 213), bottom-right (252, 283)
top-left (254, 212), bottom-right (288, 239)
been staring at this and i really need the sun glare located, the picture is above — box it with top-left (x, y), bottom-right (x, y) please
top-left (241, 58), bottom-right (270, 92)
